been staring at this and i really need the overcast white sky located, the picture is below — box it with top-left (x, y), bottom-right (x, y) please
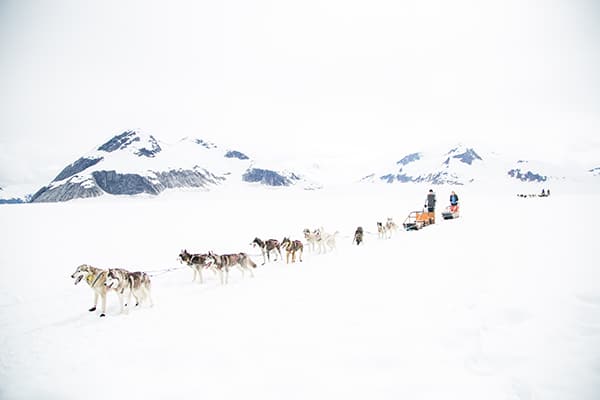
top-left (1, 0), bottom-right (599, 185)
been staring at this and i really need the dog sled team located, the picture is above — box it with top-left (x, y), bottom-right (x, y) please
top-left (517, 188), bottom-right (551, 198)
top-left (71, 190), bottom-right (460, 317)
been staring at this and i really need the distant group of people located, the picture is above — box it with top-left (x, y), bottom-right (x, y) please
top-left (517, 189), bottom-right (551, 198)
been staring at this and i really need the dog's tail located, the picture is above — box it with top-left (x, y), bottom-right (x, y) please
top-left (143, 272), bottom-right (152, 290)
top-left (241, 253), bottom-right (257, 268)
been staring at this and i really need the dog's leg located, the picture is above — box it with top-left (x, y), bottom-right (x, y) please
top-left (132, 290), bottom-right (141, 308)
top-left (197, 266), bottom-right (203, 284)
top-left (118, 292), bottom-right (125, 314)
top-left (100, 293), bottom-right (107, 317)
top-left (89, 292), bottom-right (98, 312)
top-left (147, 286), bottom-right (154, 307)
top-left (127, 287), bottom-right (134, 310)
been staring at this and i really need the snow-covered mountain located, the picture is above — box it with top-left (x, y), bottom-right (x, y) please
top-left (362, 144), bottom-right (575, 185)
top-left (29, 131), bottom-right (315, 202)
top-left (4, 138), bottom-right (597, 204)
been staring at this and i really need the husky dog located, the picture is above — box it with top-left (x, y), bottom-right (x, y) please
top-left (126, 271), bottom-right (153, 308)
top-left (377, 222), bottom-right (389, 239)
top-left (103, 268), bottom-right (154, 314)
top-left (281, 237), bottom-right (303, 263)
top-left (385, 218), bottom-right (398, 236)
top-left (353, 226), bottom-right (364, 245)
top-left (303, 229), bottom-right (318, 252)
top-left (314, 228), bottom-right (338, 253)
top-left (178, 249), bottom-right (210, 283)
top-left (205, 251), bottom-right (257, 284)
top-left (103, 268), bottom-right (133, 315)
top-left (251, 238), bottom-right (282, 265)
top-left (71, 264), bottom-right (112, 317)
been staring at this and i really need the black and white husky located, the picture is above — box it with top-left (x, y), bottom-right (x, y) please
top-left (178, 249), bottom-right (210, 284)
top-left (377, 222), bottom-right (390, 239)
top-left (126, 271), bottom-right (153, 308)
top-left (353, 227), bottom-right (364, 245)
top-left (251, 238), bottom-right (282, 265)
top-left (104, 268), bottom-right (153, 315)
top-left (204, 251), bottom-right (257, 284)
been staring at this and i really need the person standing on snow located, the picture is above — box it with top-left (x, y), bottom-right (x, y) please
top-left (449, 191), bottom-right (459, 212)
top-left (425, 189), bottom-right (436, 224)
top-left (426, 189), bottom-right (436, 212)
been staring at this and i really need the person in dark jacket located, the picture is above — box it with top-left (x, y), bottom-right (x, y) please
top-left (426, 189), bottom-right (436, 212)
top-left (450, 191), bottom-right (459, 205)
top-left (449, 191), bottom-right (459, 212)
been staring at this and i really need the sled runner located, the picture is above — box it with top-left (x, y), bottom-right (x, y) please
top-left (441, 204), bottom-right (460, 220)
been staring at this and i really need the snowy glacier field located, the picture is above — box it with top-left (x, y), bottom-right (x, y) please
top-left (0, 183), bottom-right (599, 400)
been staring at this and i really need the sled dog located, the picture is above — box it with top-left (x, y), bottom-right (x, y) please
top-left (205, 251), bottom-right (257, 284)
top-left (178, 249), bottom-right (211, 283)
top-left (385, 218), bottom-right (398, 236)
top-left (303, 229), bottom-right (318, 252)
top-left (71, 264), bottom-right (112, 317)
top-left (377, 222), bottom-right (389, 239)
top-left (104, 269), bottom-right (154, 310)
top-left (103, 268), bottom-right (134, 315)
top-left (281, 237), bottom-right (303, 263)
top-left (353, 226), bottom-right (364, 245)
top-left (127, 271), bottom-right (153, 308)
top-left (251, 238), bottom-right (282, 265)
top-left (314, 228), bottom-right (338, 253)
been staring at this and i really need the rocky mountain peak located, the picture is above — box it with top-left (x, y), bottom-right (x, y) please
top-left (98, 130), bottom-right (161, 157)
top-left (445, 146), bottom-right (483, 165)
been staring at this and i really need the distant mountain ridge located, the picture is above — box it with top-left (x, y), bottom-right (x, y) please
top-left (29, 130), bottom-right (314, 202)
top-left (2, 137), bottom-right (597, 204)
top-left (363, 144), bottom-right (569, 185)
